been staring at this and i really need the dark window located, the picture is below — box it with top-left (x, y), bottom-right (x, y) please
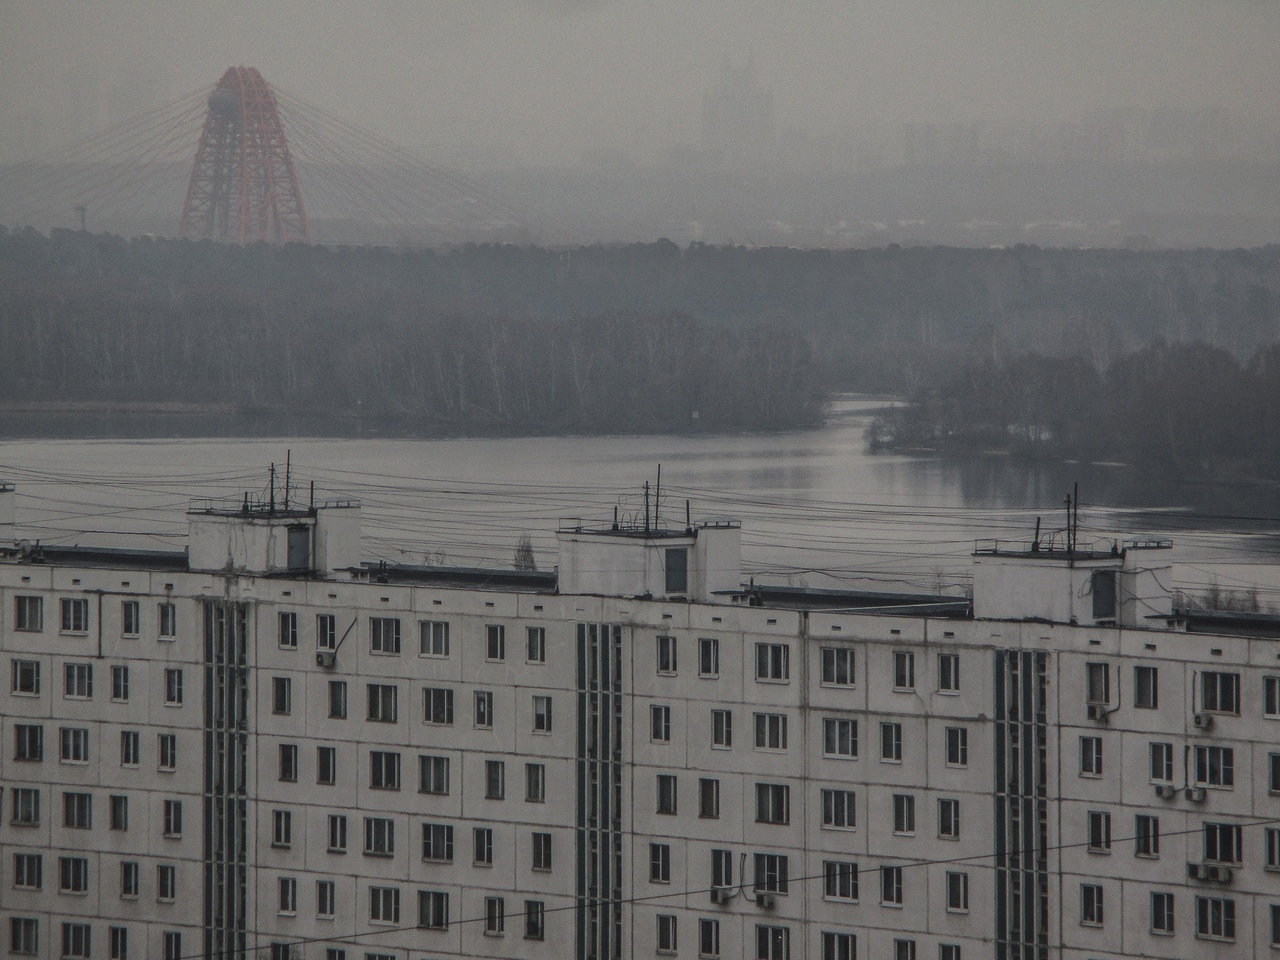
top-left (1091, 570), bottom-right (1117, 619)
top-left (665, 548), bottom-right (688, 594)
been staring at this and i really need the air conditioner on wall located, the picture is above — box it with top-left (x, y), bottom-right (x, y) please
top-left (1154, 784), bottom-right (1177, 800)
top-left (316, 651), bottom-right (336, 668)
top-left (709, 887), bottom-right (733, 905)
top-left (1086, 703), bottom-right (1109, 722)
top-left (1193, 712), bottom-right (1214, 730)
top-left (1206, 865), bottom-right (1233, 883)
top-left (1184, 786), bottom-right (1207, 803)
top-left (1187, 862), bottom-right (1210, 881)
top-left (755, 893), bottom-right (775, 910)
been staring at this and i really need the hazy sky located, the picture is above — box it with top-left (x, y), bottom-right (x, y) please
top-left (2, 0), bottom-right (1279, 165)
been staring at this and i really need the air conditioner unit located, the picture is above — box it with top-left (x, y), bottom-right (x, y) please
top-left (1085, 703), bottom-right (1109, 722)
top-left (1184, 786), bottom-right (1207, 803)
top-left (316, 651), bottom-right (336, 668)
top-left (1193, 712), bottom-right (1214, 730)
top-left (1206, 865), bottom-right (1233, 883)
top-left (755, 893), bottom-right (776, 910)
top-left (1154, 784), bottom-right (1177, 800)
top-left (1187, 862), bottom-right (1210, 881)
top-left (709, 887), bottom-right (733, 905)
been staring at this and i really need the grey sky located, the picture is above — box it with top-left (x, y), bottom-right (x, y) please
top-left (2, 0), bottom-right (1278, 165)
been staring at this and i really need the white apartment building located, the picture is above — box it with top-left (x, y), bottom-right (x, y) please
top-left (3, 484), bottom-right (1280, 960)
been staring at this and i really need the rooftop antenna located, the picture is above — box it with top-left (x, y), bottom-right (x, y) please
top-left (309, 480), bottom-right (315, 511)
top-left (655, 464), bottom-right (662, 530)
top-left (269, 463), bottom-right (276, 513)
top-left (1032, 516), bottom-right (1041, 552)
top-left (284, 450), bottom-right (291, 510)
top-left (1073, 481), bottom-right (1080, 553)
top-left (644, 481), bottom-right (651, 534)
top-left (685, 499), bottom-right (692, 534)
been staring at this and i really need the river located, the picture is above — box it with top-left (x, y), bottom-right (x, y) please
top-left (2, 397), bottom-right (1279, 605)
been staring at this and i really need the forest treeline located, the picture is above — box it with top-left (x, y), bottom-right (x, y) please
top-left (869, 341), bottom-right (1280, 478)
top-left (2, 227), bottom-right (1279, 437)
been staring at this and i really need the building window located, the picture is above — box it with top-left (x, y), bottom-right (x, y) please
top-left (63, 792), bottom-right (91, 829)
top-left (1087, 811), bottom-right (1111, 852)
top-left (273, 809), bottom-right (293, 847)
top-left (62, 923), bottom-right (91, 960)
top-left (157, 864), bottom-right (176, 902)
top-left (272, 676), bottom-right (292, 715)
top-left (158, 602), bottom-right (176, 638)
top-left (1135, 814), bottom-right (1160, 857)
top-left (64, 662), bottom-right (93, 699)
top-left (279, 744), bottom-right (298, 782)
top-left (756, 642), bottom-right (790, 681)
top-left (278, 612), bottom-right (298, 648)
top-left (1271, 904), bottom-right (1280, 948)
top-left (1195, 896), bottom-right (1235, 941)
top-left (938, 798), bottom-right (960, 838)
top-left (162, 933), bottom-right (180, 960)
top-left (1270, 753), bottom-right (1280, 793)
top-left (162, 668), bottom-right (183, 705)
top-left (756, 925), bottom-right (790, 960)
top-left (823, 718), bottom-right (857, 758)
top-left (328, 680), bottom-right (347, 719)
top-left (526, 762), bottom-right (546, 802)
top-left (370, 617), bottom-right (401, 654)
top-left (369, 886), bottom-right (400, 924)
top-left (1081, 884), bottom-right (1104, 926)
top-left (699, 778), bottom-right (720, 819)
top-left (1151, 892), bottom-right (1175, 934)
top-left (317, 613), bottom-right (336, 651)
top-left (1204, 822), bottom-right (1243, 863)
top-left (1194, 745), bottom-right (1234, 787)
top-left (370, 751), bottom-right (401, 791)
top-left (938, 653), bottom-right (960, 692)
top-left (485, 759), bottom-right (505, 799)
top-left (12, 659), bottom-right (40, 695)
top-left (699, 918), bottom-right (720, 958)
top-left (657, 635), bottom-right (678, 674)
top-left (278, 876), bottom-right (297, 915)
top-left (111, 665), bottom-right (129, 702)
top-left (650, 842), bottom-right (671, 883)
top-left (420, 620), bottom-right (449, 657)
top-left (485, 624), bottom-right (505, 661)
top-left (14, 853), bottom-right (42, 890)
top-left (317, 746), bottom-right (336, 785)
top-left (473, 827), bottom-right (493, 865)
top-left (1201, 672), bottom-right (1240, 714)
top-left (121, 861), bottom-right (139, 898)
top-left (892, 940), bottom-right (915, 960)
top-left (420, 755), bottom-right (450, 795)
top-left (657, 774), bottom-right (678, 814)
top-left (12, 788), bottom-right (41, 825)
top-left (142, 747), bottom-right (176, 795)
top-left (59, 727), bottom-right (89, 763)
top-left (58, 856), bottom-right (89, 893)
top-left (1266, 676), bottom-right (1280, 718)
top-left (1134, 665), bottom-right (1158, 709)
top-left (893, 794), bottom-right (916, 834)
top-left (822, 789), bottom-right (856, 829)
top-left (712, 709), bottom-right (732, 748)
top-left (699, 637), bottom-right (720, 677)
top-left (893, 651), bottom-right (915, 690)
top-left (15, 596), bottom-right (43, 632)
top-left (121, 600), bottom-right (139, 636)
top-left (317, 880), bottom-right (336, 918)
top-left (823, 861), bottom-right (858, 901)
top-left (15, 723), bottom-right (44, 761)
top-left (422, 822), bottom-right (454, 862)
top-left (158, 737), bottom-right (179, 773)
top-left (881, 722), bottom-right (903, 762)
top-left (326, 951), bottom-right (345, 960)
top-left (474, 690), bottom-right (493, 728)
top-left (532, 831), bottom-right (552, 871)
top-left (651, 704), bottom-right (672, 742)
top-left (756, 783), bottom-right (791, 825)
top-left (533, 695), bottom-right (553, 732)
top-left (418, 890), bottom-right (449, 930)
top-left (712, 849), bottom-right (733, 888)
top-left (1079, 736), bottom-right (1102, 776)
top-left (881, 865), bottom-right (903, 905)
top-left (109, 927), bottom-right (127, 960)
top-left (821, 646), bottom-right (855, 686)
top-left (945, 726), bottom-right (969, 767)
top-left (1085, 662), bottom-right (1110, 704)
top-left (327, 814), bottom-right (346, 852)
top-left (163, 799), bottom-right (182, 837)
top-left (656, 914), bottom-right (677, 954)
top-left (665, 547), bottom-right (688, 594)
top-left (367, 684), bottom-right (398, 723)
top-left (754, 853), bottom-right (789, 894)
top-left (1150, 741), bottom-right (1173, 781)
top-left (526, 626), bottom-right (545, 663)
top-left (755, 712), bottom-right (788, 750)
top-left (945, 871), bottom-right (969, 912)
top-left (47, 600), bottom-right (82, 641)
top-left (423, 687), bottom-right (454, 725)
